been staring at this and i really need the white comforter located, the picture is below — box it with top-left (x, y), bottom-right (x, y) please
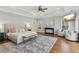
top-left (7, 31), bottom-right (37, 44)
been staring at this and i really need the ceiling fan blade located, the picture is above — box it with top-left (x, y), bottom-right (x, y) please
top-left (41, 10), bottom-right (45, 12)
top-left (38, 6), bottom-right (42, 11)
top-left (39, 6), bottom-right (42, 8)
top-left (42, 8), bottom-right (48, 10)
top-left (35, 6), bottom-right (48, 12)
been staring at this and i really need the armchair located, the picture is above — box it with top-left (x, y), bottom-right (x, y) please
top-left (65, 30), bottom-right (78, 41)
top-left (57, 29), bottom-right (65, 36)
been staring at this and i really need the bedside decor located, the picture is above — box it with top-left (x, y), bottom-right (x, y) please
top-left (0, 24), bottom-right (4, 32)
top-left (26, 23), bottom-right (31, 31)
top-left (0, 32), bottom-right (6, 39)
top-left (0, 24), bottom-right (7, 40)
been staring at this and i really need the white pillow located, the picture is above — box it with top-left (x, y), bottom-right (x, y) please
top-left (18, 28), bottom-right (25, 32)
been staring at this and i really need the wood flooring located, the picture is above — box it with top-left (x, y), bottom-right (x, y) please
top-left (0, 39), bottom-right (10, 44)
top-left (0, 32), bottom-right (79, 53)
top-left (38, 32), bottom-right (79, 53)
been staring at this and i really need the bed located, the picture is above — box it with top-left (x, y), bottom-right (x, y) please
top-left (7, 31), bottom-right (37, 44)
top-left (5, 24), bottom-right (38, 44)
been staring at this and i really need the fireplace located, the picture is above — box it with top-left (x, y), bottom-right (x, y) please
top-left (45, 27), bottom-right (54, 35)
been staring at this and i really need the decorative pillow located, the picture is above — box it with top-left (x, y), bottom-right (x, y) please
top-left (68, 31), bottom-right (71, 35)
top-left (11, 28), bottom-right (16, 33)
top-left (15, 28), bottom-right (19, 32)
top-left (19, 28), bottom-right (25, 32)
top-left (22, 29), bottom-right (25, 32)
top-left (61, 29), bottom-right (63, 32)
top-left (8, 28), bottom-right (12, 33)
top-left (7, 28), bottom-right (10, 33)
top-left (74, 31), bottom-right (76, 33)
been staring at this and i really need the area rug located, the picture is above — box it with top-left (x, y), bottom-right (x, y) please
top-left (0, 35), bottom-right (57, 53)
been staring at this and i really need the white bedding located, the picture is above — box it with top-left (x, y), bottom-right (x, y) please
top-left (7, 31), bottom-right (37, 44)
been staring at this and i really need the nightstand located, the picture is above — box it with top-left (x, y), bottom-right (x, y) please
top-left (0, 32), bottom-right (6, 40)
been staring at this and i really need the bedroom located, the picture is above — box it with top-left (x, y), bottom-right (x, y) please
top-left (0, 6), bottom-right (79, 53)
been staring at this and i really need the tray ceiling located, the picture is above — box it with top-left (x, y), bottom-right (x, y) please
top-left (0, 6), bottom-right (79, 19)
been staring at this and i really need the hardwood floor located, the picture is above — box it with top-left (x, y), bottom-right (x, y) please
top-left (38, 32), bottom-right (79, 53)
top-left (0, 39), bottom-right (10, 44)
top-left (0, 32), bottom-right (79, 53)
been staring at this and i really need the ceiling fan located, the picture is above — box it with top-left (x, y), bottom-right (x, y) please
top-left (35, 6), bottom-right (48, 12)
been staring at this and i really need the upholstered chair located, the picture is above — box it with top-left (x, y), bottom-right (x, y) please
top-left (65, 30), bottom-right (78, 41)
top-left (57, 29), bottom-right (65, 36)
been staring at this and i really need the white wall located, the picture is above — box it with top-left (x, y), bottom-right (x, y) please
top-left (0, 11), bottom-right (33, 24)
top-left (37, 17), bottom-right (55, 32)
top-left (0, 11), bottom-right (36, 32)
top-left (31, 20), bottom-right (38, 32)
top-left (0, 11), bottom-right (64, 33)
top-left (37, 16), bottom-right (63, 33)
top-left (54, 16), bottom-right (63, 30)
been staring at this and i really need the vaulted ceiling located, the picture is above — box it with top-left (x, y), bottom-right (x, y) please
top-left (0, 6), bottom-right (79, 19)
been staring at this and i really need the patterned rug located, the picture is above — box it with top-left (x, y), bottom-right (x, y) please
top-left (0, 35), bottom-right (57, 53)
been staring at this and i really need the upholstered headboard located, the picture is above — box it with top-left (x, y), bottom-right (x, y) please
top-left (5, 24), bottom-right (27, 33)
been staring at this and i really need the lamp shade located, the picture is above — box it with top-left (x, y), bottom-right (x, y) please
top-left (0, 24), bottom-right (4, 32)
top-left (26, 23), bottom-right (31, 29)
